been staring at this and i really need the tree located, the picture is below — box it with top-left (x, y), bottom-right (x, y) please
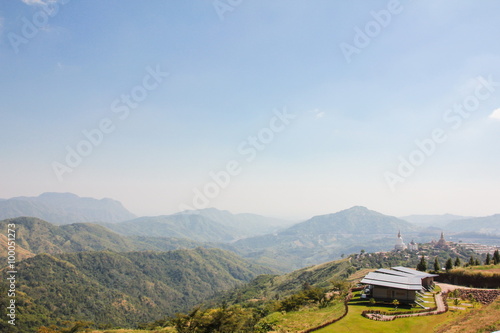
top-left (454, 257), bottom-right (461, 267)
top-left (485, 253), bottom-right (491, 265)
top-left (392, 299), bottom-right (400, 309)
top-left (469, 256), bottom-right (475, 267)
top-left (493, 250), bottom-right (500, 265)
top-left (434, 257), bottom-right (440, 272)
top-left (417, 256), bottom-right (427, 272)
top-left (445, 258), bottom-right (453, 271)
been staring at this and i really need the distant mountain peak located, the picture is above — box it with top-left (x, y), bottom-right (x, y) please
top-left (39, 192), bottom-right (80, 199)
top-left (343, 206), bottom-right (372, 213)
top-left (177, 207), bottom-right (231, 215)
top-left (0, 192), bottom-right (136, 224)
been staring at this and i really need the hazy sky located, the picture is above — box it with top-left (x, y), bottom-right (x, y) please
top-left (1, 0), bottom-right (500, 219)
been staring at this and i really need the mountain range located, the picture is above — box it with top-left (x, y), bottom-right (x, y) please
top-left (232, 206), bottom-right (420, 270)
top-left (2, 193), bottom-right (500, 272)
top-left (98, 208), bottom-right (293, 242)
top-left (444, 214), bottom-right (500, 235)
top-left (0, 217), bottom-right (222, 262)
top-left (400, 214), bottom-right (470, 227)
top-left (2, 192), bottom-right (500, 332)
top-left (0, 192), bottom-right (136, 224)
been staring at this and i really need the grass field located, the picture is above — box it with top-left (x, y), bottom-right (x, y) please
top-left (315, 292), bottom-right (468, 333)
top-left (435, 297), bottom-right (500, 333)
top-left (462, 263), bottom-right (500, 274)
top-left (264, 302), bottom-right (345, 332)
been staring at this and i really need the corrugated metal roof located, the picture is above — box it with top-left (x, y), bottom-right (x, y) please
top-left (391, 266), bottom-right (439, 278)
top-left (361, 278), bottom-right (423, 291)
top-left (376, 268), bottom-right (412, 277)
top-left (360, 272), bottom-right (423, 291)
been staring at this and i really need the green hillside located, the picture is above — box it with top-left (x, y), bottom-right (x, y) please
top-left (0, 217), bottom-right (222, 261)
top-left (218, 258), bottom-right (355, 305)
top-left (0, 248), bottom-right (275, 332)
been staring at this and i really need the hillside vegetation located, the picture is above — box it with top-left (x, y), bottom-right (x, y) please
top-left (0, 217), bottom-right (225, 261)
top-left (436, 293), bottom-right (500, 332)
top-left (437, 264), bottom-right (500, 288)
top-left (0, 248), bottom-right (274, 332)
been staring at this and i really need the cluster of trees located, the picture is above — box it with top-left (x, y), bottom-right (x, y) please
top-left (453, 249), bottom-right (500, 268)
top-left (485, 250), bottom-right (500, 265)
top-left (275, 280), bottom-right (349, 312)
top-left (167, 305), bottom-right (260, 333)
top-left (37, 321), bottom-right (95, 333)
top-left (140, 280), bottom-right (350, 333)
top-left (417, 249), bottom-right (500, 272)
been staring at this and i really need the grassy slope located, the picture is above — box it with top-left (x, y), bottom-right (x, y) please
top-left (435, 295), bottom-right (500, 332)
top-left (219, 258), bottom-right (354, 305)
top-left (315, 291), bottom-right (468, 333)
top-left (461, 263), bottom-right (500, 273)
top-left (265, 303), bottom-right (345, 332)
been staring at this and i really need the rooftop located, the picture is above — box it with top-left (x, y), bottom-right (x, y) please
top-left (360, 266), bottom-right (438, 291)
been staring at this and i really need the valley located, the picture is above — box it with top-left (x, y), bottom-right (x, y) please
top-left (1, 193), bottom-right (500, 332)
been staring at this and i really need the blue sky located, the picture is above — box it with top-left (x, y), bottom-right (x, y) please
top-left (1, 0), bottom-right (500, 219)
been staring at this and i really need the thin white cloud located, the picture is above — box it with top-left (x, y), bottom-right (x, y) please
top-left (20, 0), bottom-right (55, 6)
top-left (21, 0), bottom-right (44, 5)
top-left (309, 109), bottom-right (325, 119)
top-left (489, 108), bottom-right (500, 120)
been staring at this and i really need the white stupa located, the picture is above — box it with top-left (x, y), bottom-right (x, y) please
top-left (408, 239), bottom-right (418, 251)
top-left (394, 230), bottom-right (407, 251)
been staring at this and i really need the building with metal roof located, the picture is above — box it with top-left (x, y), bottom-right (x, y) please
top-left (360, 267), bottom-right (438, 302)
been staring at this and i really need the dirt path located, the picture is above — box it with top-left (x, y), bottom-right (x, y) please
top-left (435, 282), bottom-right (498, 292)
top-left (435, 282), bottom-right (471, 293)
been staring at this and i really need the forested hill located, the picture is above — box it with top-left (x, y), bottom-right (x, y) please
top-left (0, 217), bottom-right (225, 261)
top-left (0, 248), bottom-right (275, 332)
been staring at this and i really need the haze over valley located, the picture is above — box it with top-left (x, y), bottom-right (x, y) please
top-left (2, 1), bottom-right (500, 332)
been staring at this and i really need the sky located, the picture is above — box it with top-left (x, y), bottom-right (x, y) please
top-left (1, 0), bottom-right (500, 220)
